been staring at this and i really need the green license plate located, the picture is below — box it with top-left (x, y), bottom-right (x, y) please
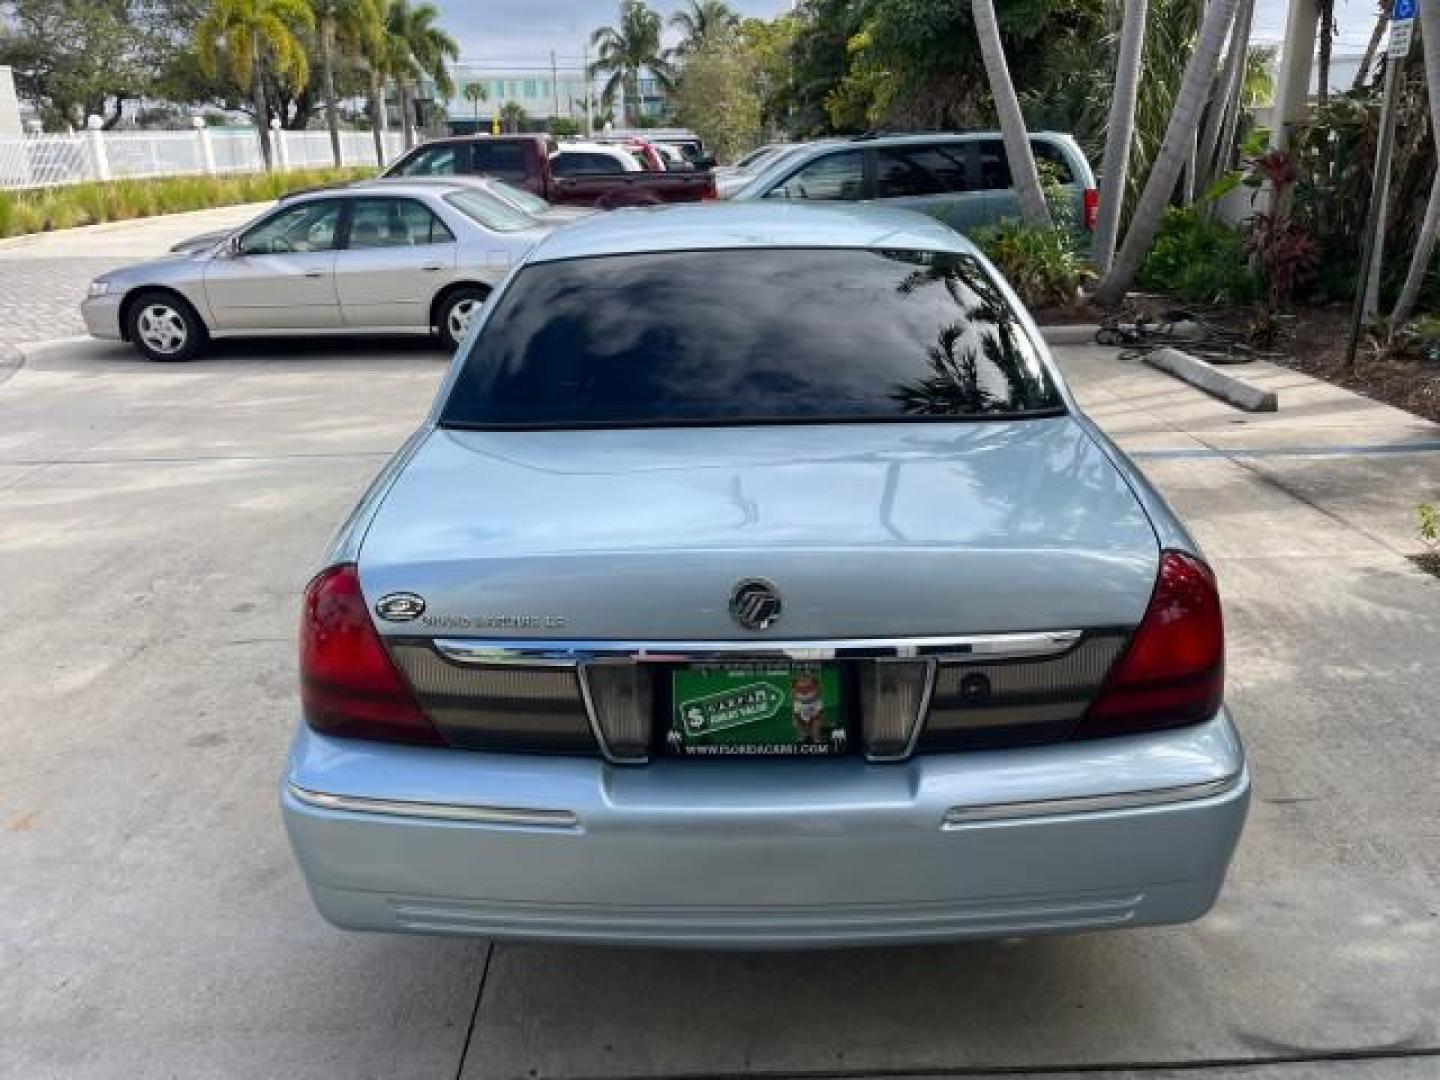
top-left (669, 663), bottom-right (846, 757)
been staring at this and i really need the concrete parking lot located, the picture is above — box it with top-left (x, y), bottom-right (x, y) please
top-left (1, 216), bottom-right (1438, 1080)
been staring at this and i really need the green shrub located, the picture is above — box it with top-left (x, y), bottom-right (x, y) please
top-left (1139, 206), bottom-right (1259, 305)
top-left (974, 219), bottom-right (1091, 309)
top-left (0, 166), bottom-right (376, 239)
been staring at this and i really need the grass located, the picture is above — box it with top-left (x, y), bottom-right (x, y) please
top-left (0, 167), bottom-right (378, 239)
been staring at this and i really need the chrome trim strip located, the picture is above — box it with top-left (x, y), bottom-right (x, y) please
top-left (940, 773), bottom-right (1245, 828)
top-left (433, 630), bottom-right (1084, 666)
top-left (288, 784), bottom-right (580, 828)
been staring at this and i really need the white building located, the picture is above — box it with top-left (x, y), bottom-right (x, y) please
top-left (439, 62), bottom-right (672, 132)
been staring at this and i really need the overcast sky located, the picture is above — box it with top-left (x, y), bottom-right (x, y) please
top-left (431, 0), bottom-right (1384, 70)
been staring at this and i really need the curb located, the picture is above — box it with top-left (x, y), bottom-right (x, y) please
top-left (1144, 346), bottom-right (1278, 412)
top-left (1039, 324), bottom-right (1101, 345)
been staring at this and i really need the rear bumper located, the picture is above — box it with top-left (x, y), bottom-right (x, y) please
top-left (282, 711), bottom-right (1249, 948)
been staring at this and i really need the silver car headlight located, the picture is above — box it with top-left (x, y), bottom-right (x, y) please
top-left (87, 280), bottom-right (111, 298)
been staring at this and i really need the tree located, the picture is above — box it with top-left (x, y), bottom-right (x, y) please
top-left (0, 0), bottom-right (161, 129)
top-left (196, 0), bottom-right (314, 171)
top-left (971, 0), bottom-right (1050, 227)
top-left (590, 0), bottom-right (674, 128)
top-left (1197, 0), bottom-right (1256, 195)
top-left (1094, 0), bottom-right (1147, 271)
top-left (462, 80), bottom-right (488, 124)
top-left (1094, 0), bottom-right (1239, 304)
top-left (674, 27), bottom-right (760, 161)
top-left (736, 15), bottom-right (798, 137)
top-left (500, 101), bottom-right (527, 133)
top-left (383, 0), bottom-right (458, 148)
top-left (311, 0), bottom-right (384, 167)
top-left (669, 0), bottom-right (739, 56)
top-left (1354, 2), bottom-right (1389, 91)
top-left (1316, 0), bottom-right (1335, 106)
top-left (358, 14), bottom-right (393, 163)
top-left (1391, 0), bottom-right (1440, 327)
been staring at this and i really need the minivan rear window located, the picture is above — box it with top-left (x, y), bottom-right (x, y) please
top-left (441, 248), bottom-right (1064, 428)
top-left (473, 142), bottom-right (527, 178)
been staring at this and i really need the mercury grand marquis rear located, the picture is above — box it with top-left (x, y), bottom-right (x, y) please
top-left (281, 203), bottom-right (1248, 948)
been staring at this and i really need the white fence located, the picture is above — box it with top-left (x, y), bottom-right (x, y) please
top-left (0, 127), bottom-right (408, 191)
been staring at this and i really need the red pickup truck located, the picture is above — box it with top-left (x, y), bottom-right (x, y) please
top-left (382, 135), bottom-right (715, 209)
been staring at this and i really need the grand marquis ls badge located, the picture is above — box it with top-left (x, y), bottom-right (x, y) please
top-left (729, 578), bottom-right (782, 631)
top-left (375, 592), bottom-right (426, 622)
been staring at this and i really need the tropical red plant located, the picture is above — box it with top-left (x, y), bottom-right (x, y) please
top-left (1244, 150), bottom-right (1319, 309)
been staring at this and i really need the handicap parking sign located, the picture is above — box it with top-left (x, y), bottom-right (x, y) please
top-left (1392, 0), bottom-right (1415, 19)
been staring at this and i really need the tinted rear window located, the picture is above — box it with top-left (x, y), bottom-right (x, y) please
top-left (441, 248), bottom-right (1062, 428)
top-left (474, 142), bottom-right (527, 177)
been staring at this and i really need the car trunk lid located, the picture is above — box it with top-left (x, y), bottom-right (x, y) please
top-left (358, 418), bottom-right (1158, 641)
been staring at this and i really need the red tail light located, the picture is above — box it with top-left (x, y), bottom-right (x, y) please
top-left (1076, 550), bottom-right (1224, 738)
top-left (1083, 187), bottom-right (1099, 231)
top-left (299, 564), bottom-right (444, 746)
top-left (702, 175), bottom-right (717, 200)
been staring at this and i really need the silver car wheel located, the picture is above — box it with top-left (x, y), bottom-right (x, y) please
top-left (136, 303), bottom-right (188, 355)
top-left (447, 297), bottom-right (482, 341)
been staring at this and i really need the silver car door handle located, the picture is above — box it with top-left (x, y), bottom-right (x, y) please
top-left (421, 264), bottom-right (444, 272)
top-left (303, 268), bottom-right (326, 278)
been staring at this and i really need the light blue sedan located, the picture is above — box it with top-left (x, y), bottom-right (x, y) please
top-left (282, 203), bottom-right (1248, 948)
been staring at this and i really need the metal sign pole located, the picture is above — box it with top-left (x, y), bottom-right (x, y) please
top-left (1345, 0), bottom-right (1416, 367)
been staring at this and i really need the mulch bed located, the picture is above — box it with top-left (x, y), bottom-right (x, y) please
top-left (1280, 305), bottom-right (1440, 427)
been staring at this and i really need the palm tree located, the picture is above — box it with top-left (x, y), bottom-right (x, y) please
top-left (970, 0), bottom-right (1050, 227)
top-left (590, 0), bottom-right (674, 128)
top-left (1094, 0), bottom-right (1148, 271)
top-left (500, 101), bottom-right (527, 133)
top-left (669, 0), bottom-right (739, 56)
top-left (1197, 0), bottom-right (1256, 194)
top-left (355, 7), bottom-right (397, 165)
top-left (197, 0), bottom-right (314, 171)
top-left (462, 81), bottom-right (488, 126)
top-left (1353, 2), bottom-right (1389, 90)
top-left (383, 0), bottom-right (458, 148)
top-left (1094, 0), bottom-right (1240, 305)
top-left (1391, 0), bottom-right (1440, 328)
top-left (1316, 0), bottom-right (1335, 106)
top-left (311, 0), bottom-right (384, 168)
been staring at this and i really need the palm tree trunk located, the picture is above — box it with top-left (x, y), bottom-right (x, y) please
top-left (1182, 128), bottom-right (1198, 204)
top-left (1317, 0), bottom-right (1334, 105)
top-left (1198, 0), bottom-right (1255, 192)
top-left (369, 68), bottom-right (387, 166)
top-left (1095, 0), bottom-right (1148, 272)
top-left (1094, 0), bottom-right (1239, 304)
top-left (1354, 5), bottom-right (1388, 90)
top-left (321, 14), bottom-right (343, 168)
top-left (1391, 0), bottom-right (1440, 327)
top-left (971, 0), bottom-right (1051, 227)
top-left (251, 39), bottom-right (273, 172)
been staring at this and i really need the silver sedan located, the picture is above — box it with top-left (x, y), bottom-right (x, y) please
top-left (83, 181), bottom-right (551, 361)
top-left (281, 203), bottom-right (1248, 949)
